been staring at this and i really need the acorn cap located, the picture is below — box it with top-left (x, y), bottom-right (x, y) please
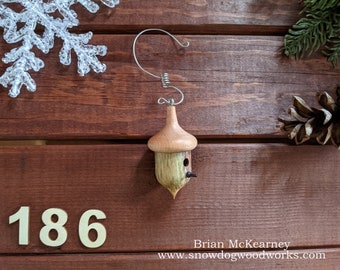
top-left (148, 106), bottom-right (198, 153)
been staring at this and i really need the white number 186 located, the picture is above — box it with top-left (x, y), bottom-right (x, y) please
top-left (9, 206), bottom-right (107, 248)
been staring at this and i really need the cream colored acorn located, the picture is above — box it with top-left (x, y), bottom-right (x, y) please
top-left (148, 105), bottom-right (198, 199)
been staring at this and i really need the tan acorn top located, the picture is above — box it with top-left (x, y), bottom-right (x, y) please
top-left (148, 105), bottom-right (198, 153)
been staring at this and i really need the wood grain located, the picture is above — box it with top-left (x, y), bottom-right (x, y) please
top-left (1, 248), bottom-right (339, 270)
top-left (73, 0), bottom-right (302, 34)
top-left (1, 1), bottom-right (338, 268)
top-left (1, 144), bottom-right (339, 254)
top-left (0, 35), bottom-right (339, 139)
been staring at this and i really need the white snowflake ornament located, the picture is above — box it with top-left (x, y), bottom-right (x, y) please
top-left (0, 0), bottom-right (120, 98)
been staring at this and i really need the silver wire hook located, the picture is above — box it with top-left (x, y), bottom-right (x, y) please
top-left (132, 28), bottom-right (190, 106)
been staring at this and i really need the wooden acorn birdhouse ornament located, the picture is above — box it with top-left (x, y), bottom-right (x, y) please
top-left (148, 105), bottom-right (197, 198)
top-left (133, 28), bottom-right (198, 198)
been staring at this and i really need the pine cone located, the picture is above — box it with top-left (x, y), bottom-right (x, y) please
top-left (279, 87), bottom-right (340, 148)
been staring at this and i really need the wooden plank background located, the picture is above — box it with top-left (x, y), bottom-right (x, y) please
top-left (1, 249), bottom-right (340, 270)
top-left (1, 34), bottom-right (339, 139)
top-left (0, 0), bottom-right (339, 269)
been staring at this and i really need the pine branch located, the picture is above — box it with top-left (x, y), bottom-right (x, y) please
top-left (284, 10), bottom-right (331, 57)
top-left (303, 0), bottom-right (340, 12)
top-left (284, 0), bottom-right (340, 65)
top-left (324, 38), bottom-right (340, 66)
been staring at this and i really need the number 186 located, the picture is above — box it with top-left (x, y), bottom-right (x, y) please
top-left (9, 206), bottom-right (107, 249)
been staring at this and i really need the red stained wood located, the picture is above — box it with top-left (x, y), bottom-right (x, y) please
top-left (1, 248), bottom-right (339, 270)
top-left (0, 144), bottom-right (339, 254)
top-left (74, 0), bottom-right (302, 34)
top-left (0, 35), bottom-right (339, 139)
top-left (0, 0), bottom-right (339, 268)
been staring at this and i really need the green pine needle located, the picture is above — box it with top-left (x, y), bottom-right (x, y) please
top-left (284, 0), bottom-right (340, 65)
top-left (303, 0), bottom-right (340, 12)
top-left (324, 38), bottom-right (340, 66)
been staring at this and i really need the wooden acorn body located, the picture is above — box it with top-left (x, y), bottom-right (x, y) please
top-left (148, 105), bottom-right (198, 199)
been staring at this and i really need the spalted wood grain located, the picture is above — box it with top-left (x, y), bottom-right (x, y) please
top-left (0, 35), bottom-right (339, 139)
top-left (1, 248), bottom-right (339, 270)
top-left (74, 0), bottom-right (301, 34)
top-left (0, 144), bottom-right (339, 254)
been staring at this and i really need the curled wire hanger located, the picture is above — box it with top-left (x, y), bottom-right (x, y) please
top-left (132, 28), bottom-right (190, 106)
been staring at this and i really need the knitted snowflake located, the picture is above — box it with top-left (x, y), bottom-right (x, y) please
top-left (0, 0), bottom-right (119, 98)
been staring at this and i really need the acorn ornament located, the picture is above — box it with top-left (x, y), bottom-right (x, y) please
top-left (148, 105), bottom-right (197, 198)
top-left (133, 28), bottom-right (198, 198)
